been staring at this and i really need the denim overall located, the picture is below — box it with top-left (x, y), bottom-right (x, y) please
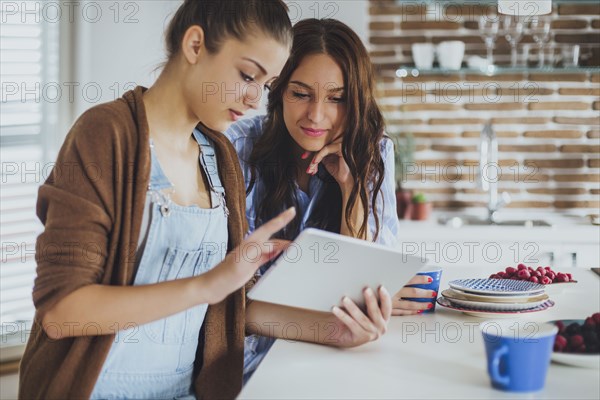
top-left (91, 129), bottom-right (229, 399)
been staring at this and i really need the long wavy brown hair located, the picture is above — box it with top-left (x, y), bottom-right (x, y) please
top-left (247, 19), bottom-right (386, 241)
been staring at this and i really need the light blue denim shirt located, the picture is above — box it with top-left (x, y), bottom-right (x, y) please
top-left (224, 116), bottom-right (400, 383)
top-left (224, 115), bottom-right (400, 247)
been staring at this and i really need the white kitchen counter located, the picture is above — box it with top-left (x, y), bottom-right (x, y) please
top-left (398, 211), bottom-right (600, 243)
top-left (239, 267), bottom-right (600, 400)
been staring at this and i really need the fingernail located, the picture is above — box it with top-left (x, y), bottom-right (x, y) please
top-left (342, 296), bottom-right (350, 303)
top-left (431, 291), bottom-right (437, 298)
top-left (365, 288), bottom-right (373, 296)
top-left (427, 277), bottom-right (433, 283)
top-left (306, 166), bottom-right (311, 173)
top-left (427, 303), bottom-right (433, 309)
top-left (301, 151), bottom-right (309, 159)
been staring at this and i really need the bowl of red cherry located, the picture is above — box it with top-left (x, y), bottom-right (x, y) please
top-left (489, 264), bottom-right (577, 295)
top-left (549, 314), bottom-right (600, 369)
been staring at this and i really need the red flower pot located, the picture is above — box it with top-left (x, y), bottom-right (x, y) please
top-left (396, 190), bottom-right (413, 220)
top-left (411, 202), bottom-right (432, 221)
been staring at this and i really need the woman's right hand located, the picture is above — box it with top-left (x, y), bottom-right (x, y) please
top-left (329, 286), bottom-right (392, 348)
top-left (203, 207), bottom-right (296, 304)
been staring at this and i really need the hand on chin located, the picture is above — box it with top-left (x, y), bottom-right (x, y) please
top-left (322, 154), bottom-right (352, 188)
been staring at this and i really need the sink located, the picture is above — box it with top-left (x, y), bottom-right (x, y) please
top-left (439, 216), bottom-right (552, 227)
top-left (494, 220), bottom-right (552, 227)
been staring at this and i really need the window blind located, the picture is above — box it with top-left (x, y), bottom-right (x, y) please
top-left (1, 1), bottom-right (58, 355)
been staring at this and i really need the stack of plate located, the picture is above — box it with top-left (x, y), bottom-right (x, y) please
top-left (437, 278), bottom-right (555, 317)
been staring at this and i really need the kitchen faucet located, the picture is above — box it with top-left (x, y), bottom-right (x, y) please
top-left (479, 121), bottom-right (511, 223)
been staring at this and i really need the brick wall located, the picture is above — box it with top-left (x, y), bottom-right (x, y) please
top-left (369, 0), bottom-right (600, 213)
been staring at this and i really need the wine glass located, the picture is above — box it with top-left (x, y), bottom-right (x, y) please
top-left (528, 16), bottom-right (552, 67)
top-left (479, 14), bottom-right (500, 66)
top-left (502, 15), bottom-right (524, 67)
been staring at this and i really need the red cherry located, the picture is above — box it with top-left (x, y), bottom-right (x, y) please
top-left (505, 267), bottom-right (517, 275)
top-left (547, 271), bottom-right (556, 281)
top-left (566, 273), bottom-right (573, 280)
top-left (537, 268), bottom-right (547, 277)
top-left (517, 263), bottom-right (527, 270)
top-left (541, 276), bottom-right (552, 285)
top-left (497, 271), bottom-right (507, 278)
top-left (554, 334), bottom-right (567, 352)
top-left (555, 321), bottom-right (566, 334)
top-left (545, 266), bottom-right (552, 271)
top-left (592, 313), bottom-right (600, 324)
top-left (517, 269), bottom-right (531, 279)
top-left (585, 317), bottom-right (596, 329)
top-left (529, 276), bottom-right (539, 283)
top-left (569, 334), bottom-right (584, 348)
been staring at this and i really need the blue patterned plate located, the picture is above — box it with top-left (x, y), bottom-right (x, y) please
top-left (437, 296), bottom-right (555, 318)
top-left (449, 278), bottom-right (545, 296)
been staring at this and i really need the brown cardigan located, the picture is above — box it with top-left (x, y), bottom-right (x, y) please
top-left (18, 86), bottom-right (249, 399)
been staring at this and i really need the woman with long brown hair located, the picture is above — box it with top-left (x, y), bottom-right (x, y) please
top-left (226, 18), bottom-right (435, 381)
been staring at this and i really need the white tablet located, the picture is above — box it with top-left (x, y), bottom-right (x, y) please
top-left (247, 228), bottom-right (429, 312)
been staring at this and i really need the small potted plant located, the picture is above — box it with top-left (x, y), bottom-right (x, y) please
top-left (391, 133), bottom-right (415, 219)
top-left (411, 192), bottom-right (432, 221)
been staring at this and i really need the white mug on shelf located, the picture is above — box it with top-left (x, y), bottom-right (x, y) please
top-left (437, 41), bottom-right (465, 70)
top-left (562, 45), bottom-right (580, 67)
top-left (411, 43), bottom-right (435, 70)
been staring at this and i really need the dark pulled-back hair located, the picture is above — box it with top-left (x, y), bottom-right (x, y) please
top-left (248, 19), bottom-right (386, 241)
top-left (165, 0), bottom-right (292, 58)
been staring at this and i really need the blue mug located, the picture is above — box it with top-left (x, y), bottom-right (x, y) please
top-left (402, 266), bottom-right (442, 313)
top-left (481, 321), bottom-right (558, 392)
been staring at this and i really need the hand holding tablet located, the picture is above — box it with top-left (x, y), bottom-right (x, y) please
top-left (247, 228), bottom-right (428, 312)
